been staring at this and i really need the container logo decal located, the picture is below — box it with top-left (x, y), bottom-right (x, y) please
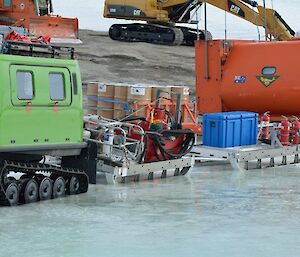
top-left (256, 75), bottom-right (279, 87)
top-left (234, 76), bottom-right (246, 84)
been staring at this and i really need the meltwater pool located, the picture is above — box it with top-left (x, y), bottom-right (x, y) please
top-left (1, 163), bottom-right (300, 257)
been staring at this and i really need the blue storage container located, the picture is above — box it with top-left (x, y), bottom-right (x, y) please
top-left (202, 111), bottom-right (258, 148)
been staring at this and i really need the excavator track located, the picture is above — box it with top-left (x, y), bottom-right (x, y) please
top-left (109, 23), bottom-right (211, 46)
top-left (109, 23), bottom-right (183, 45)
top-left (177, 26), bottom-right (213, 46)
top-left (0, 160), bottom-right (88, 206)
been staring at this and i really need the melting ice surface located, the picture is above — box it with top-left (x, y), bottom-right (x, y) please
top-left (1, 163), bottom-right (300, 257)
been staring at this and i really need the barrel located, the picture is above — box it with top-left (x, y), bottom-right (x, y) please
top-left (86, 82), bottom-right (98, 115)
top-left (114, 84), bottom-right (129, 120)
top-left (97, 83), bottom-right (114, 119)
top-left (127, 85), bottom-right (152, 117)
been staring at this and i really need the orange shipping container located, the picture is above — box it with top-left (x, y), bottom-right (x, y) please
top-left (195, 39), bottom-right (300, 120)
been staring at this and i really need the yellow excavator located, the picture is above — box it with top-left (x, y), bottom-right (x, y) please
top-left (103, 0), bottom-right (295, 45)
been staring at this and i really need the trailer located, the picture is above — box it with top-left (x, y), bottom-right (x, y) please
top-left (192, 118), bottom-right (300, 171)
top-left (81, 115), bottom-right (195, 184)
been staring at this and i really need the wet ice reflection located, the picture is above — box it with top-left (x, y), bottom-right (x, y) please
top-left (1, 163), bottom-right (300, 257)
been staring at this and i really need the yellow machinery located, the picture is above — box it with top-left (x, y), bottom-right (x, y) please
top-left (104, 0), bottom-right (295, 45)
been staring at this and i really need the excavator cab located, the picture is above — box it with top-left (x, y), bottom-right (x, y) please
top-left (0, 0), bottom-right (80, 44)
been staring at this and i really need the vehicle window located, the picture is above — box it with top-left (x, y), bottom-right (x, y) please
top-left (262, 66), bottom-right (276, 75)
top-left (16, 71), bottom-right (34, 100)
top-left (49, 73), bottom-right (65, 101)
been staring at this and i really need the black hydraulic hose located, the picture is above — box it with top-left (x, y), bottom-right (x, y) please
top-left (144, 133), bottom-right (168, 162)
top-left (120, 116), bottom-right (146, 122)
top-left (169, 0), bottom-right (199, 20)
top-left (152, 129), bottom-right (195, 159)
top-left (164, 109), bottom-right (176, 130)
top-left (153, 108), bottom-right (176, 130)
top-left (274, 11), bottom-right (295, 36)
top-left (154, 148), bottom-right (162, 161)
top-left (154, 136), bottom-right (168, 160)
top-left (152, 136), bottom-right (163, 161)
top-left (177, 131), bottom-right (195, 155)
top-left (156, 137), bottom-right (192, 159)
top-left (141, 129), bottom-right (196, 163)
top-left (173, 130), bottom-right (195, 154)
top-left (138, 133), bottom-right (148, 164)
top-left (177, 133), bottom-right (195, 154)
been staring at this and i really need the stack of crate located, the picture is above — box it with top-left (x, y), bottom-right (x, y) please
top-left (85, 82), bottom-right (190, 120)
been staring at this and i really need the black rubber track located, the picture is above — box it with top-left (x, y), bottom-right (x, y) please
top-left (0, 160), bottom-right (88, 206)
top-left (109, 23), bottom-right (212, 46)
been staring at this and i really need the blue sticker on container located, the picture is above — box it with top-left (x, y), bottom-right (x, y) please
top-left (234, 76), bottom-right (246, 84)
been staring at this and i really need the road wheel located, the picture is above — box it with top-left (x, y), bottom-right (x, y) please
top-left (39, 177), bottom-right (52, 200)
top-left (68, 176), bottom-right (80, 195)
top-left (53, 177), bottom-right (66, 198)
top-left (5, 183), bottom-right (19, 206)
top-left (24, 179), bottom-right (39, 204)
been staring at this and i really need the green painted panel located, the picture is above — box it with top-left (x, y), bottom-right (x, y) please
top-left (0, 54), bottom-right (83, 149)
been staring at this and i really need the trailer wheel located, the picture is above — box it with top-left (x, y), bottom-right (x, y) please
top-left (39, 177), bottom-right (52, 200)
top-left (53, 177), bottom-right (66, 198)
top-left (24, 179), bottom-right (39, 204)
top-left (5, 183), bottom-right (19, 206)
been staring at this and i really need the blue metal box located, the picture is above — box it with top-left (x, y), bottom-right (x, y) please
top-left (202, 112), bottom-right (258, 148)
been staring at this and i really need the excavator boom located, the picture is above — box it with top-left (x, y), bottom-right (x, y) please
top-left (193, 0), bottom-right (294, 41)
top-left (104, 0), bottom-right (294, 45)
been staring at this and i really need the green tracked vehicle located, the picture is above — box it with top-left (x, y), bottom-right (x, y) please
top-left (0, 41), bottom-right (92, 206)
